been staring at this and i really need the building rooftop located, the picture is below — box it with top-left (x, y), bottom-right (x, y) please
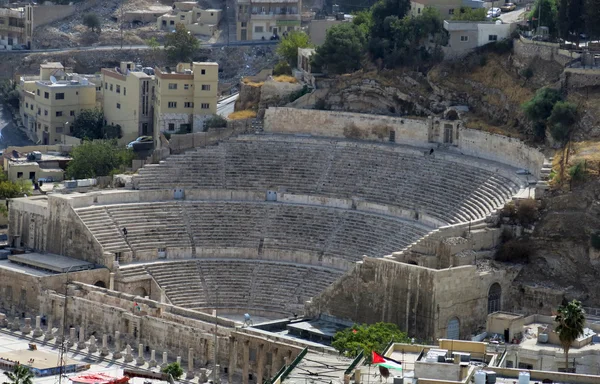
top-left (39, 62), bottom-right (64, 69)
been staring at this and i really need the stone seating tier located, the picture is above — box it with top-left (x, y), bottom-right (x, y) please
top-left (76, 201), bottom-right (431, 263)
top-left (137, 259), bottom-right (344, 315)
top-left (133, 139), bottom-right (520, 224)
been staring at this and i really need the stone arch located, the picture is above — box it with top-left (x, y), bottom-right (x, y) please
top-left (488, 283), bottom-right (502, 314)
top-left (406, 260), bottom-right (418, 265)
top-left (133, 286), bottom-right (147, 297)
top-left (447, 317), bottom-right (460, 340)
top-left (94, 281), bottom-right (107, 288)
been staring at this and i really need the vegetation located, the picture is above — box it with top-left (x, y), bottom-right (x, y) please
top-left (555, 300), bottom-right (585, 372)
top-left (66, 140), bottom-right (134, 179)
top-left (82, 13), bottom-right (101, 33)
top-left (568, 160), bottom-right (587, 182)
top-left (289, 85), bottom-right (310, 102)
top-left (529, 0), bottom-right (558, 36)
top-left (548, 101), bottom-right (578, 141)
top-left (70, 109), bottom-right (122, 140)
top-left (164, 23), bottom-right (199, 62)
top-left (228, 110), bottom-right (257, 120)
top-left (522, 88), bottom-right (578, 141)
top-left (495, 239), bottom-right (532, 262)
top-left (0, 170), bottom-right (32, 205)
top-left (516, 199), bottom-right (539, 226)
top-left (204, 114), bottom-right (228, 129)
top-left (276, 31), bottom-right (312, 66)
top-left (273, 61), bottom-right (292, 76)
top-left (332, 322), bottom-right (410, 361)
top-left (452, 7), bottom-right (487, 21)
top-left (273, 75), bottom-right (297, 83)
top-left (311, 23), bottom-right (366, 74)
top-left (2, 364), bottom-right (34, 384)
top-left (161, 362), bottom-right (183, 380)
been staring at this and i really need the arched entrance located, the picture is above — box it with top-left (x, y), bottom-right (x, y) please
top-left (94, 281), bottom-right (106, 288)
top-left (488, 283), bottom-right (502, 314)
top-left (133, 287), bottom-right (147, 297)
top-left (447, 317), bottom-right (460, 340)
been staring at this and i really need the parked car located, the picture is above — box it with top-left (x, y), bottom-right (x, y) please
top-left (38, 177), bottom-right (54, 183)
top-left (500, 3), bottom-right (516, 12)
top-left (487, 7), bottom-right (501, 18)
top-left (126, 136), bottom-right (153, 149)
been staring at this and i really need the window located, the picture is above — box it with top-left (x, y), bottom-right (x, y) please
top-left (124, 87), bottom-right (126, 96)
top-left (254, 26), bottom-right (264, 33)
top-left (168, 123), bottom-right (175, 131)
top-left (44, 109), bottom-right (48, 116)
top-left (170, 20), bottom-right (175, 25)
top-left (418, 7), bottom-right (421, 14)
top-left (197, 12), bottom-right (201, 17)
top-left (44, 125), bottom-right (48, 132)
top-left (449, 8), bottom-right (454, 14)
top-left (241, 22), bottom-right (247, 27)
top-left (201, 84), bottom-right (211, 91)
top-left (168, 101), bottom-right (177, 108)
top-left (117, 103), bottom-right (121, 109)
top-left (56, 111), bottom-right (63, 117)
top-left (17, 172), bottom-right (22, 179)
top-left (116, 85), bottom-right (120, 93)
top-left (489, 34), bottom-right (498, 41)
top-left (105, 83), bottom-right (108, 89)
top-left (184, 102), bottom-right (194, 108)
top-left (460, 35), bottom-right (469, 42)
top-left (168, 83), bottom-right (177, 90)
top-left (37, 108), bottom-right (40, 115)
top-left (180, 15), bottom-right (185, 20)
top-left (36, 89), bottom-right (40, 96)
top-left (30, 105), bottom-right (33, 111)
top-left (184, 84), bottom-right (189, 90)
top-left (70, 110), bottom-right (75, 116)
top-left (25, 102), bottom-right (28, 108)
top-left (201, 69), bottom-right (206, 75)
top-left (110, 84), bottom-right (113, 91)
top-left (55, 93), bottom-right (64, 100)
top-left (210, 12), bottom-right (214, 15)
top-left (56, 126), bottom-right (63, 133)
top-left (201, 103), bottom-right (209, 109)
top-left (488, 283), bottom-right (502, 314)
top-left (44, 92), bottom-right (49, 99)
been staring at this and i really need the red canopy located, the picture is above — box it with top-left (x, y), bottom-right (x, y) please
top-left (70, 373), bottom-right (129, 384)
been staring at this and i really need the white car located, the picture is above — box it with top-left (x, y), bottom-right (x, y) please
top-left (487, 7), bottom-right (501, 18)
top-left (126, 136), bottom-right (153, 149)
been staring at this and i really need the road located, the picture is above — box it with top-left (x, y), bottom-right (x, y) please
top-left (0, 103), bottom-right (34, 148)
top-left (3, 40), bottom-right (277, 55)
top-left (499, 6), bottom-right (526, 24)
top-left (217, 93), bottom-right (239, 118)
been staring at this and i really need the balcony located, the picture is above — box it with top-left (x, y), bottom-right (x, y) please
top-left (250, 12), bottom-right (300, 21)
top-left (0, 24), bottom-right (25, 33)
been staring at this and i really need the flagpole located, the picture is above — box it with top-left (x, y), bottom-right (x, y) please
top-left (367, 363), bottom-right (371, 384)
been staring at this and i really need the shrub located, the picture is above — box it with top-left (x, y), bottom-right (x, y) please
top-left (273, 61), bottom-right (292, 76)
top-left (371, 125), bottom-right (391, 141)
top-left (314, 98), bottom-right (330, 110)
top-left (204, 114), bottom-right (227, 129)
top-left (228, 110), bottom-right (257, 120)
top-left (520, 67), bottom-right (534, 81)
top-left (548, 101), bottom-right (577, 142)
top-left (289, 85), bottom-right (310, 102)
top-left (516, 199), bottom-right (538, 226)
top-left (82, 13), bottom-right (101, 33)
top-left (162, 362), bottom-right (183, 380)
top-left (343, 123), bottom-right (365, 139)
top-left (496, 239), bottom-right (532, 262)
top-left (501, 201), bottom-right (517, 219)
top-left (273, 75), bottom-right (297, 83)
top-left (569, 160), bottom-right (586, 182)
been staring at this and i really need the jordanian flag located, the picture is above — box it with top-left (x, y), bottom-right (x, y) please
top-left (372, 351), bottom-right (402, 370)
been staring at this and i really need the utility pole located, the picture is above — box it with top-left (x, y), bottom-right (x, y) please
top-left (57, 265), bottom-right (75, 384)
top-left (537, 0), bottom-right (542, 35)
top-left (120, 0), bottom-right (124, 49)
top-left (213, 288), bottom-right (218, 383)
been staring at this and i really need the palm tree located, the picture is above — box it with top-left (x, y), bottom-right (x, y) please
top-left (555, 299), bottom-right (586, 372)
top-left (2, 364), bottom-right (34, 384)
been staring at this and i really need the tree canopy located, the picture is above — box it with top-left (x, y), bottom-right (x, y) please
top-left (530, 0), bottom-right (559, 36)
top-left (164, 23), bottom-right (199, 63)
top-left (311, 23), bottom-right (367, 74)
top-left (276, 31), bottom-right (312, 66)
top-left (82, 13), bottom-right (101, 33)
top-left (3, 364), bottom-right (34, 384)
top-left (66, 140), bottom-right (134, 179)
top-left (452, 7), bottom-right (487, 21)
top-left (332, 322), bottom-right (410, 361)
top-left (71, 109), bottom-right (121, 140)
top-left (522, 88), bottom-right (577, 141)
top-left (555, 300), bottom-right (585, 372)
top-left (162, 362), bottom-right (183, 380)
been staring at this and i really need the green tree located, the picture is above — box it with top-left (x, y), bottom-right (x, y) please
top-left (584, 0), bottom-right (600, 39)
top-left (332, 322), bottom-right (410, 361)
top-left (204, 114), bottom-right (227, 129)
top-left (71, 108), bottom-right (104, 140)
top-left (557, 0), bottom-right (584, 43)
top-left (369, 0), bottom-right (411, 39)
top-left (276, 31), bottom-right (311, 66)
top-left (273, 61), bottom-right (292, 76)
top-left (555, 300), bottom-right (585, 372)
top-left (82, 13), bottom-right (101, 33)
top-left (522, 87), bottom-right (562, 139)
top-left (548, 101), bottom-right (577, 141)
top-left (530, 0), bottom-right (558, 36)
top-left (311, 23), bottom-right (367, 74)
top-left (352, 9), bottom-right (373, 35)
top-left (146, 37), bottom-right (161, 62)
top-left (452, 7), bottom-right (487, 21)
top-left (164, 23), bottom-right (199, 63)
top-left (66, 140), bottom-right (134, 179)
top-left (161, 362), bottom-right (183, 380)
top-left (2, 364), bottom-right (34, 384)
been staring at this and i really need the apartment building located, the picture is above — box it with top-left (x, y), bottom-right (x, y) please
top-left (19, 63), bottom-right (100, 145)
top-left (410, 0), bottom-right (466, 18)
top-left (153, 62), bottom-right (218, 147)
top-left (157, 2), bottom-right (222, 36)
top-left (236, 0), bottom-right (301, 40)
top-left (101, 62), bottom-right (155, 145)
top-left (0, 7), bottom-right (30, 50)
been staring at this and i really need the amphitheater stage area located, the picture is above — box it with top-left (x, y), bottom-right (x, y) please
top-left (216, 312), bottom-right (278, 324)
top-left (7, 253), bottom-right (95, 273)
top-left (0, 349), bottom-right (85, 376)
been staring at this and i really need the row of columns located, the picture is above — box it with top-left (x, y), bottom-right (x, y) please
top-left (229, 336), bottom-right (294, 384)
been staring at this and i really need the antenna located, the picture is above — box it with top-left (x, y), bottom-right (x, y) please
top-left (50, 75), bottom-right (57, 84)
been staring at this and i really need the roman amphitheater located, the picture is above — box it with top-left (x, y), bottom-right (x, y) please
top-left (0, 108), bottom-right (553, 383)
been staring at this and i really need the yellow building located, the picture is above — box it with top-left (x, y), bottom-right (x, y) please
top-left (3, 146), bottom-right (71, 183)
top-left (0, 7), bottom-right (30, 50)
top-left (153, 62), bottom-right (218, 147)
top-left (18, 63), bottom-right (100, 145)
top-left (236, 0), bottom-right (301, 40)
top-left (101, 62), bottom-right (155, 145)
top-left (157, 2), bottom-right (222, 36)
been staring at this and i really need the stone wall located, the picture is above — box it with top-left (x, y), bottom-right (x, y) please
top-left (167, 124), bottom-right (251, 154)
top-left (306, 257), bottom-right (519, 341)
top-left (563, 67), bottom-right (600, 89)
top-left (513, 37), bottom-right (577, 67)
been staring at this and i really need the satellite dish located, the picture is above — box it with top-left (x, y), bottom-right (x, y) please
top-left (50, 75), bottom-right (57, 84)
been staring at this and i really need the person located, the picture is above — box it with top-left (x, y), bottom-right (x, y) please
top-left (429, 148), bottom-right (434, 155)
top-left (122, 227), bottom-right (128, 237)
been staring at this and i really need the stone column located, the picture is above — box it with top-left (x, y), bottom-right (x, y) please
top-left (198, 369), bottom-right (208, 383)
top-left (11, 317), bottom-right (20, 331)
top-left (242, 341), bottom-right (250, 384)
top-left (21, 318), bottom-right (32, 335)
top-left (161, 352), bottom-right (168, 370)
top-left (109, 273), bottom-right (115, 290)
top-left (214, 364), bottom-right (221, 384)
top-left (256, 344), bottom-right (265, 384)
top-left (136, 344), bottom-right (145, 365)
top-left (0, 313), bottom-right (7, 328)
top-left (228, 337), bottom-right (237, 384)
top-left (160, 290), bottom-right (166, 304)
top-left (44, 316), bottom-right (54, 341)
top-left (67, 327), bottom-right (76, 348)
top-left (113, 331), bottom-right (123, 359)
top-left (88, 336), bottom-right (98, 353)
top-left (186, 348), bottom-right (195, 379)
top-left (77, 327), bottom-right (86, 349)
top-left (33, 316), bottom-right (43, 337)
top-left (176, 356), bottom-right (181, 366)
top-left (148, 350), bottom-right (157, 368)
top-left (100, 334), bottom-right (109, 356)
top-left (124, 344), bottom-right (134, 363)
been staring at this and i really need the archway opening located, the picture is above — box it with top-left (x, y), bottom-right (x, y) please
top-left (488, 283), bottom-right (502, 314)
top-left (94, 281), bottom-right (107, 288)
top-left (133, 287), bottom-right (147, 297)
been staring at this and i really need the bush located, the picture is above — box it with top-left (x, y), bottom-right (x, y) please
top-left (516, 199), bottom-right (538, 226)
top-left (314, 98), bottom-right (330, 110)
top-left (496, 239), bottom-right (532, 262)
top-left (501, 201), bottom-right (517, 219)
top-left (569, 160), bottom-right (586, 182)
top-left (332, 323), bottom-right (410, 361)
top-left (289, 85), bottom-right (310, 102)
top-left (343, 123), bottom-right (366, 139)
top-left (82, 13), bottom-right (101, 33)
top-left (273, 61), bottom-right (292, 76)
top-left (162, 362), bottom-right (183, 380)
top-left (204, 114), bottom-right (227, 129)
top-left (548, 101), bottom-right (577, 142)
top-left (520, 67), bottom-right (534, 81)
